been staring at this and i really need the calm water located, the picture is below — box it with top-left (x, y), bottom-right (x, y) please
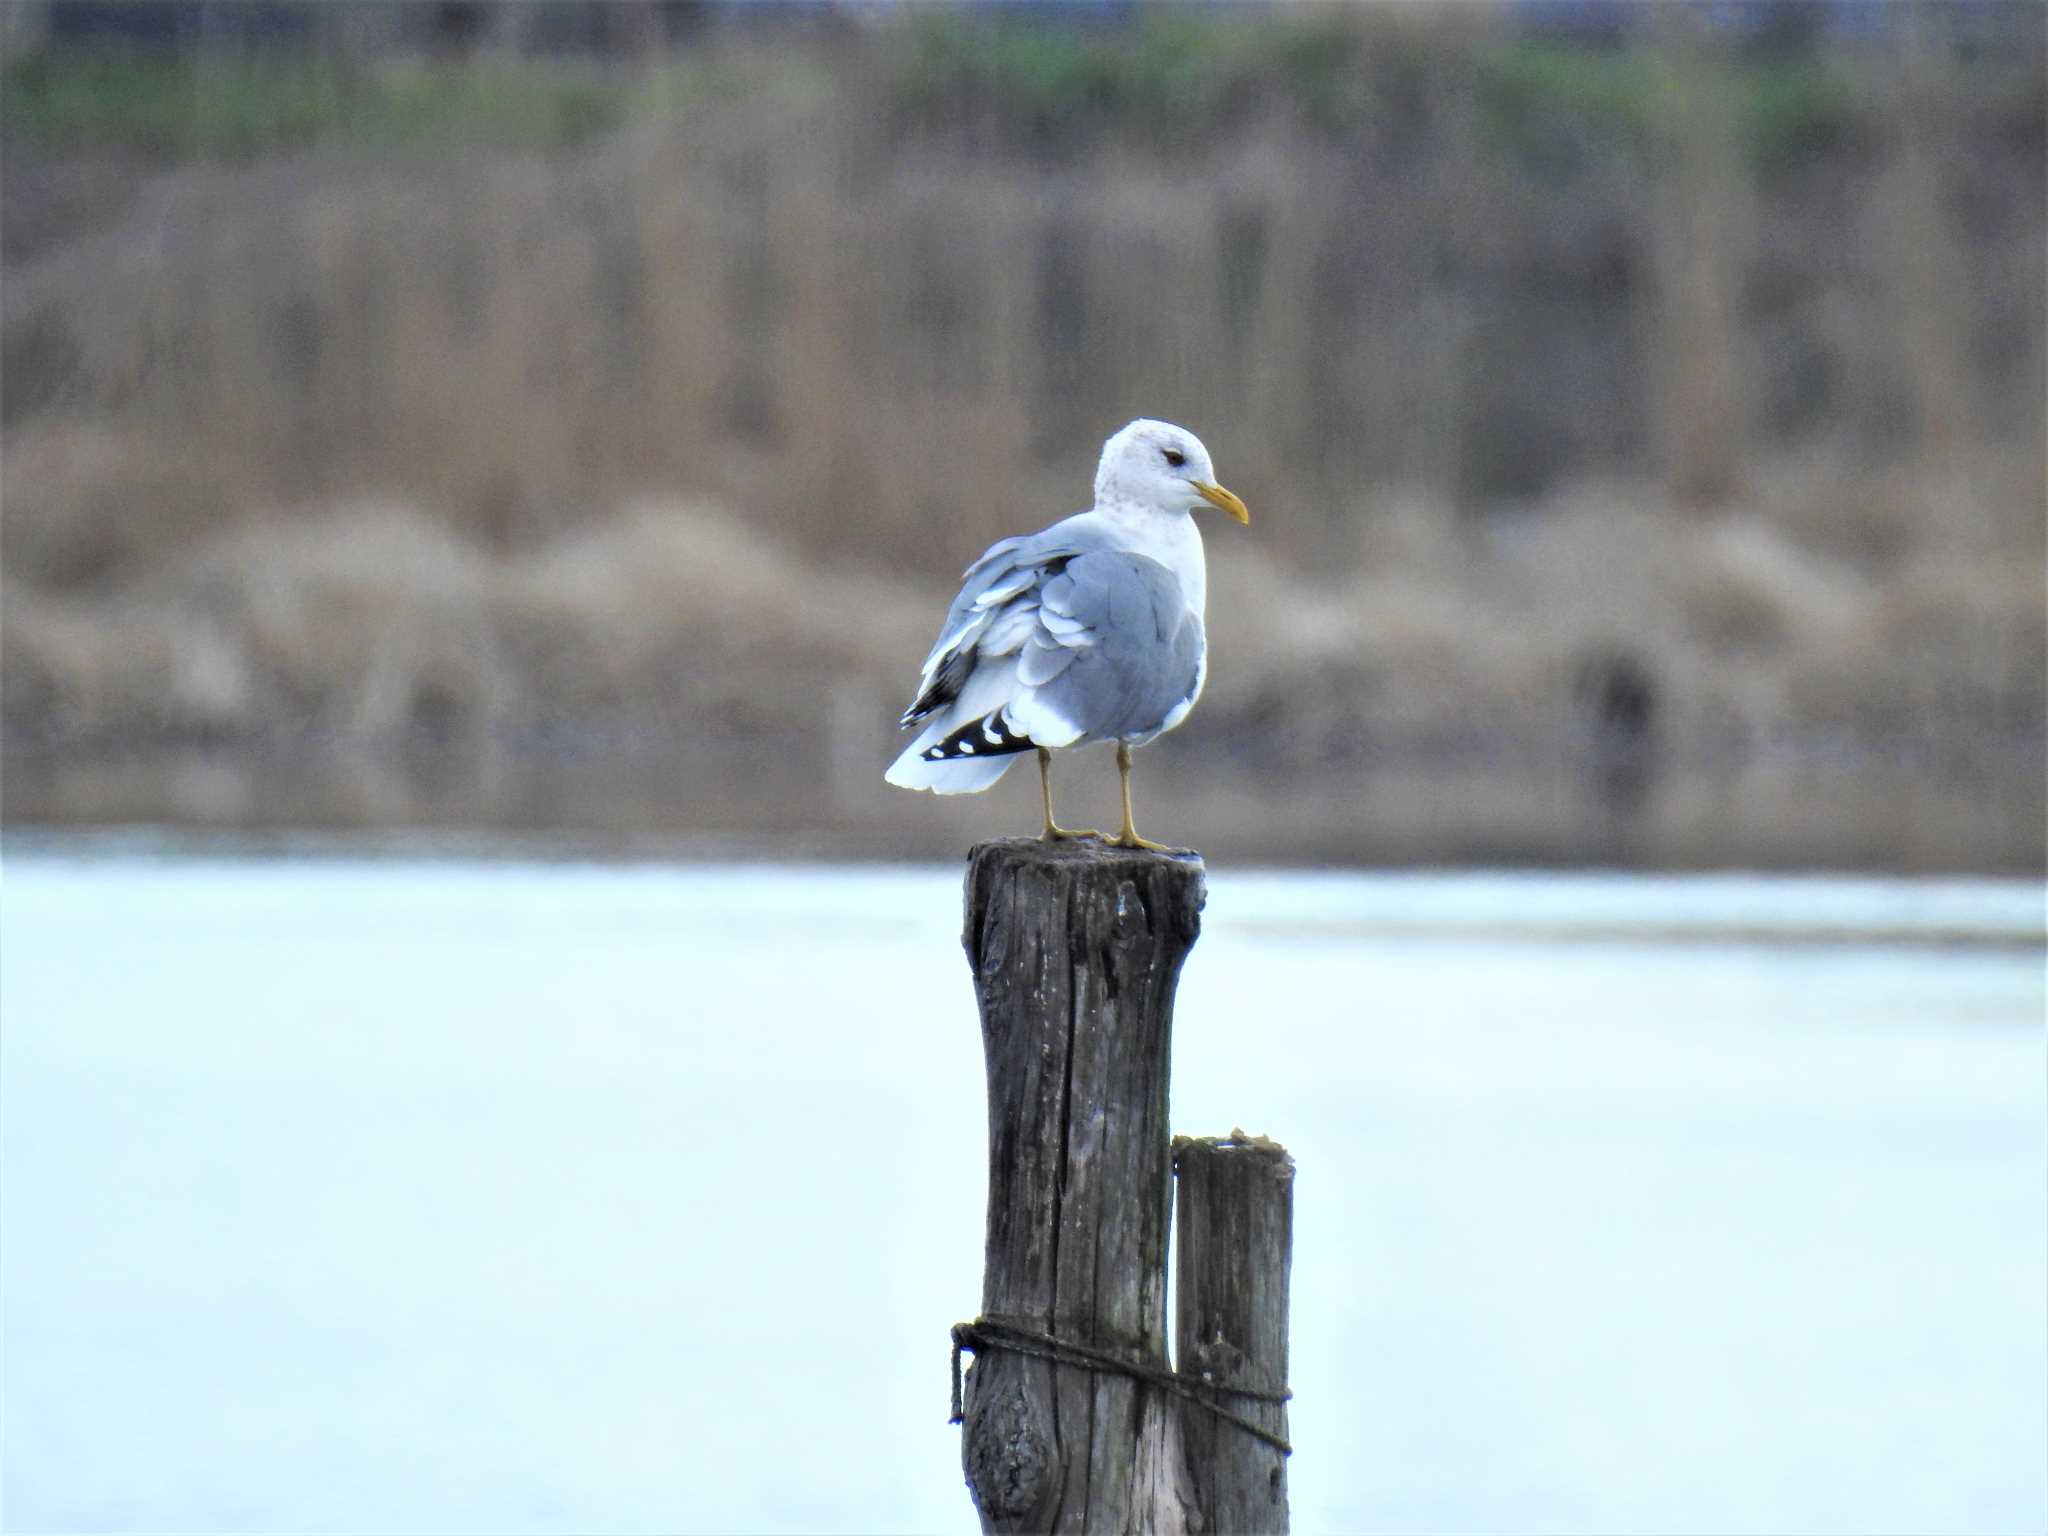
top-left (2, 854), bottom-right (2042, 1535)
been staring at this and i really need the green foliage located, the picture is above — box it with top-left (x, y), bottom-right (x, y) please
top-left (1, 49), bottom-right (627, 157)
top-left (891, 9), bottom-right (1371, 149)
top-left (10, 17), bottom-right (2032, 180)
top-left (886, 13), bottom-right (1899, 176)
top-left (1739, 52), bottom-right (1859, 170)
top-left (1473, 39), bottom-right (1866, 177)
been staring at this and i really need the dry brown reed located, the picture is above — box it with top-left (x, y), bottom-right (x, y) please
top-left (2, 10), bottom-right (2042, 869)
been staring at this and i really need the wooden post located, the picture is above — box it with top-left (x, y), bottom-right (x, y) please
top-left (957, 837), bottom-right (1205, 1532)
top-left (954, 837), bottom-right (1294, 1534)
top-left (1175, 1134), bottom-right (1296, 1534)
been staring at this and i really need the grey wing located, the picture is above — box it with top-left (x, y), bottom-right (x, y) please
top-left (1004, 550), bottom-right (1205, 749)
top-left (899, 530), bottom-right (1078, 728)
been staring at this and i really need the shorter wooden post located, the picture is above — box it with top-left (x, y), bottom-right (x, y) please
top-left (1174, 1132), bottom-right (1295, 1534)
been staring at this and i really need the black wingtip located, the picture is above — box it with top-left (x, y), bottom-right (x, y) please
top-left (922, 712), bottom-right (1037, 762)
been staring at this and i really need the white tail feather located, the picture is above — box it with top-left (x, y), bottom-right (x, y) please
top-left (884, 734), bottom-right (1023, 793)
top-left (886, 663), bottom-right (1033, 794)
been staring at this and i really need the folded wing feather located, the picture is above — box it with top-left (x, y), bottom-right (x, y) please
top-left (887, 526), bottom-right (1202, 793)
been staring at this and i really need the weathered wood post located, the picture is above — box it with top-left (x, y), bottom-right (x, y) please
top-left (1175, 1134), bottom-right (1295, 1533)
top-left (951, 836), bottom-right (1293, 1534)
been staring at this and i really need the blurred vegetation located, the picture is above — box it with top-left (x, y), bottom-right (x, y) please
top-left (892, 10), bottom-right (1878, 169)
top-left (1474, 40), bottom-right (1859, 173)
top-left (12, 12), bottom-right (2017, 168)
top-left (891, 9), bottom-right (1378, 144)
top-left (2, 2), bottom-right (2042, 869)
top-left (1, 47), bottom-right (627, 155)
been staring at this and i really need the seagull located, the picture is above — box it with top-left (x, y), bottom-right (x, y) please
top-left (885, 418), bottom-right (1249, 850)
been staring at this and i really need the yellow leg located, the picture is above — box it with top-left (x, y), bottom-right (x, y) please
top-left (1110, 742), bottom-right (1170, 851)
top-left (1038, 748), bottom-right (1100, 841)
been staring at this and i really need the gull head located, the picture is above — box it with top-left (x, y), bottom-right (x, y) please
top-left (1093, 418), bottom-right (1250, 526)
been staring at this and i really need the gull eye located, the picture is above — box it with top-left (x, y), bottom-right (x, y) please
top-left (1162, 448), bottom-right (1186, 468)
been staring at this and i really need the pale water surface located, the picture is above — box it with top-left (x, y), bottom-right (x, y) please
top-left (2, 855), bottom-right (2043, 1535)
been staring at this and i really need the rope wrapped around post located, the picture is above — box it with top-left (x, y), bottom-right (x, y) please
top-left (949, 1319), bottom-right (1293, 1456)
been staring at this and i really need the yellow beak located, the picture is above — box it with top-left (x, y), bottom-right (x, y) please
top-left (1193, 481), bottom-right (1251, 525)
